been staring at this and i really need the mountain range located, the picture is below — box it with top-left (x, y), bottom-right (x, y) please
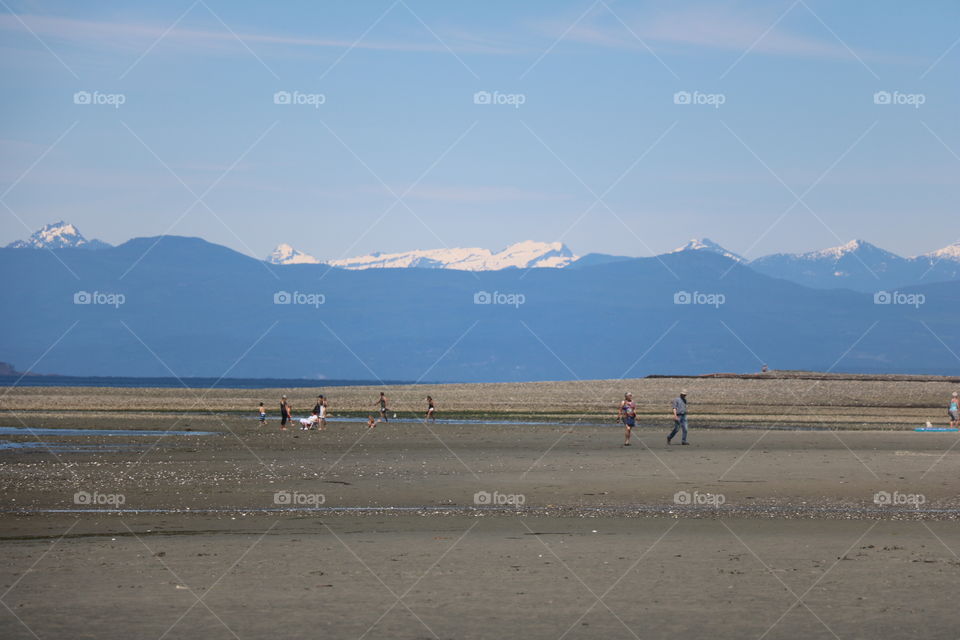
top-left (303, 241), bottom-right (577, 271)
top-left (1, 225), bottom-right (957, 381)
top-left (747, 239), bottom-right (960, 292)
top-left (591, 236), bottom-right (960, 292)
top-left (10, 222), bottom-right (960, 292)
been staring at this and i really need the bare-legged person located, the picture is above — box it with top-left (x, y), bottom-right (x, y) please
top-left (376, 392), bottom-right (389, 422)
top-left (279, 395), bottom-right (291, 431)
top-left (620, 393), bottom-right (636, 446)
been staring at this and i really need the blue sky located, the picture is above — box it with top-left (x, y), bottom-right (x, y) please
top-left (1, 0), bottom-right (958, 261)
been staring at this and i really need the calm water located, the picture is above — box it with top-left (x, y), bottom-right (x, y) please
top-left (0, 375), bottom-right (412, 389)
top-left (0, 426), bottom-right (219, 437)
top-left (0, 426), bottom-right (220, 454)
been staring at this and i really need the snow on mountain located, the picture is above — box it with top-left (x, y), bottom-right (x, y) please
top-left (323, 241), bottom-right (578, 271)
top-left (6, 221), bottom-right (110, 250)
top-left (747, 238), bottom-right (929, 290)
top-left (266, 243), bottom-right (320, 265)
top-left (797, 239), bottom-right (899, 262)
top-left (669, 238), bottom-right (744, 262)
top-left (918, 242), bottom-right (960, 262)
top-left (751, 239), bottom-right (901, 265)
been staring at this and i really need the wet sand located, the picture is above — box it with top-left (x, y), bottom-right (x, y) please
top-left (3, 515), bottom-right (959, 639)
top-left (2, 382), bottom-right (960, 638)
top-left (2, 425), bottom-right (960, 515)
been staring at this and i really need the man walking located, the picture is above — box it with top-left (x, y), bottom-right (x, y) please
top-left (668, 389), bottom-right (689, 445)
top-left (376, 392), bottom-right (390, 422)
top-left (280, 395), bottom-right (292, 431)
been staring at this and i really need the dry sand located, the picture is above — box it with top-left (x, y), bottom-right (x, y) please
top-left (1, 378), bottom-right (959, 638)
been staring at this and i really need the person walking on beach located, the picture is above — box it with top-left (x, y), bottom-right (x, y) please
top-left (313, 395), bottom-right (328, 431)
top-left (950, 392), bottom-right (959, 429)
top-left (668, 389), bottom-right (689, 445)
top-left (376, 392), bottom-right (390, 422)
top-left (620, 393), bottom-right (637, 446)
top-left (280, 395), bottom-right (291, 431)
top-left (318, 395), bottom-right (328, 430)
top-left (258, 402), bottom-right (267, 426)
top-left (426, 396), bottom-right (436, 422)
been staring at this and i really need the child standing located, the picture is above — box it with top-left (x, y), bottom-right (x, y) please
top-left (258, 402), bottom-right (266, 426)
top-left (318, 396), bottom-right (328, 431)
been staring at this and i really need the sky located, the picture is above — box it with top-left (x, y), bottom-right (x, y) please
top-left (1, 0), bottom-right (958, 262)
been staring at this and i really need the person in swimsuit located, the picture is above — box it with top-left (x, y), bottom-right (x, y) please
top-left (367, 414), bottom-right (377, 429)
top-left (949, 392), bottom-right (959, 429)
top-left (258, 402), bottom-right (266, 426)
top-left (376, 392), bottom-right (389, 421)
top-left (619, 392), bottom-right (637, 446)
top-left (318, 396), bottom-right (328, 431)
top-left (426, 396), bottom-right (436, 422)
top-left (313, 395), bottom-right (323, 416)
top-left (280, 395), bottom-right (291, 431)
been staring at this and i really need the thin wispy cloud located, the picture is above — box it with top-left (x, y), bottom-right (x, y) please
top-left (0, 12), bottom-right (521, 57)
top-left (542, 2), bottom-right (905, 64)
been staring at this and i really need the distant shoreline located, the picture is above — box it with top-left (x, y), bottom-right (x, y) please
top-left (1, 369), bottom-right (957, 389)
top-left (647, 370), bottom-right (960, 383)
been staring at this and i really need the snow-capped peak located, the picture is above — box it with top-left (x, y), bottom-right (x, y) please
top-left (918, 242), bottom-right (960, 262)
top-left (808, 239), bottom-right (865, 259)
top-left (266, 243), bottom-right (320, 265)
top-left (265, 241), bottom-right (576, 270)
top-left (6, 221), bottom-right (109, 250)
top-left (669, 238), bottom-right (744, 262)
top-left (801, 239), bottom-right (897, 261)
top-left (322, 241), bottom-right (577, 271)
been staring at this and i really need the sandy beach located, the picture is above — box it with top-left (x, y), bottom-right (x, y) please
top-left (2, 378), bottom-right (959, 638)
top-left (4, 373), bottom-right (959, 428)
